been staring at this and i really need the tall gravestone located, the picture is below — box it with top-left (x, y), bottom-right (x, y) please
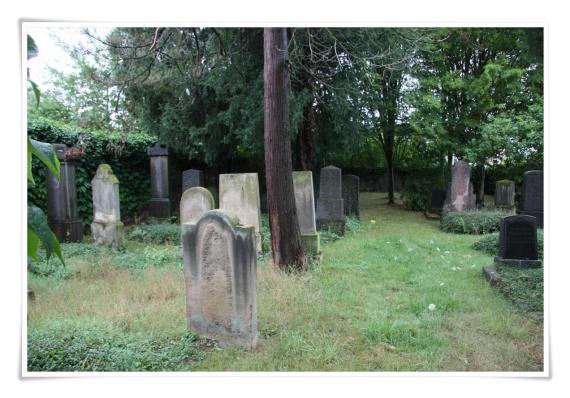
top-left (91, 164), bottom-right (123, 250)
top-left (495, 215), bottom-right (541, 268)
top-left (219, 173), bottom-right (262, 251)
top-left (46, 143), bottom-right (83, 242)
top-left (180, 187), bottom-right (215, 225)
top-left (495, 180), bottom-right (515, 212)
top-left (292, 171), bottom-right (320, 255)
top-left (342, 174), bottom-right (360, 219)
top-left (519, 170), bottom-right (543, 228)
top-left (182, 210), bottom-right (257, 347)
top-left (148, 143), bottom-right (171, 218)
top-left (443, 160), bottom-right (473, 214)
top-left (430, 190), bottom-right (447, 213)
top-left (182, 169), bottom-right (204, 193)
top-left (316, 165), bottom-right (345, 235)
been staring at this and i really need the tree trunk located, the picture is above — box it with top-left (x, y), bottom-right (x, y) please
top-left (476, 163), bottom-right (486, 207)
top-left (263, 28), bottom-right (305, 271)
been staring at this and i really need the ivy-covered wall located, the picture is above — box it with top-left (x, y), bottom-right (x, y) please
top-left (28, 116), bottom-right (157, 226)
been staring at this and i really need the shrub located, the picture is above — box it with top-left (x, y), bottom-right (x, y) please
top-left (472, 230), bottom-right (544, 259)
top-left (496, 266), bottom-right (543, 315)
top-left (126, 223), bottom-right (180, 245)
top-left (440, 211), bottom-right (504, 234)
top-left (400, 178), bottom-right (433, 211)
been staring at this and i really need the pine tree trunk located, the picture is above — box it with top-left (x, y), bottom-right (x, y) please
top-left (263, 28), bottom-right (305, 270)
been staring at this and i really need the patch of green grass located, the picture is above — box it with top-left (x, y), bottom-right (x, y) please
top-left (496, 265), bottom-right (544, 315)
top-left (441, 210), bottom-right (504, 234)
top-left (126, 223), bottom-right (180, 245)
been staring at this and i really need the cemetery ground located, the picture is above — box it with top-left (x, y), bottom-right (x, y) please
top-left (27, 192), bottom-right (543, 372)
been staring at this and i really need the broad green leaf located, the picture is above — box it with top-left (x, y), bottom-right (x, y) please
top-left (28, 138), bottom-right (60, 180)
top-left (27, 35), bottom-right (38, 60)
top-left (30, 80), bottom-right (40, 108)
top-left (28, 205), bottom-right (64, 266)
top-left (27, 143), bottom-right (35, 185)
top-left (27, 226), bottom-right (41, 262)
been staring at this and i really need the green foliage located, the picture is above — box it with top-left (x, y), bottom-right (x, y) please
top-left (27, 116), bottom-right (156, 224)
top-left (440, 211), bottom-right (504, 234)
top-left (472, 230), bottom-right (544, 259)
top-left (27, 206), bottom-right (64, 265)
top-left (125, 223), bottom-right (180, 245)
top-left (345, 216), bottom-right (361, 233)
top-left (400, 178), bottom-right (433, 211)
top-left (496, 265), bottom-right (543, 315)
top-left (27, 321), bottom-right (205, 371)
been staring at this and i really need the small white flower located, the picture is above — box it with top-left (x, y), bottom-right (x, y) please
top-left (439, 282), bottom-right (445, 286)
top-left (428, 304), bottom-right (437, 311)
top-left (451, 267), bottom-right (458, 271)
top-left (436, 247), bottom-right (441, 252)
top-left (444, 251), bottom-right (450, 254)
top-left (430, 240), bottom-right (434, 244)
top-left (407, 248), bottom-right (413, 252)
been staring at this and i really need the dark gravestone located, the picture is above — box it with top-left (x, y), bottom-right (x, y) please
top-left (46, 143), bottom-right (83, 242)
top-left (316, 165), bottom-right (345, 235)
top-left (431, 190), bottom-right (447, 212)
top-left (495, 180), bottom-right (515, 212)
top-left (148, 143), bottom-right (171, 218)
top-left (495, 215), bottom-right (541, 268)
top-left (342, 174), bottom-right (360, 219)
top-left (519, 170), bottom-right (543, 228)
top-left (182, 169), bottom-right (204, 192)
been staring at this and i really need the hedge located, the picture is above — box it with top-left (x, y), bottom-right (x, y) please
top-left (440, 210), bottom-right (504, 234)
top-left (27, 116), bottom-right (157, 226)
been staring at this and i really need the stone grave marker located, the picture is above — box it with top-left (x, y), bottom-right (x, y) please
top-left (148, 143), bottom-right (171, 218)
top-left (219, 173), bottom-right (262, 251)
top-left (46, 143), bottom-right (83, 242)
top-left (443, 160), bottom-right (473, 214)
top-left (182, 169), bottom-right (204, 192)
top-left (519, 170), bottom-right (543, 228)
top-left (495, 215), bottom-right (541, 268)
top-left (292, 171), bottom-right (320, 255)
top-left (91, 164), bottom-right (124, 250)
top-left (182, 210), bottom-right (257, 347)
top-left (342, 174), bottom-right (360, 219)
top-left (180, 187), bottom-right (215, 225)
top-left (495, 180), bottom-right (515, 212)
top-left (316, 165), bottom-right (345, 235)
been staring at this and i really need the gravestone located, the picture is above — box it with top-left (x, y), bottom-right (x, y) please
top-left (495, 215), bottom-right (541, 268)
top-left (148, 143), bottom-right (171, 218)
top-left (519, 170), bottom-right (543, 228)
top-left (182, 210), bottom-right (257, 347)
top-left (495, 180), bottom-right (515, 212)
top-left (46, 143), bottom-right (83, 242)
top-left (316, 165), bottom-right (345, 235)
top-left (182, 169), bottom-right (204, 192)
top-left (293, 171), bottom-right (320, 255)
top-left (342, 174), bottom-right (360, 219)
top-left (219, 173), bottom-right (262, 251)
top-left (469, 182), bottom-right (477, 209)
top-left (90, 164), bottom-right (124, 250)
top-left (443, 160), bottom-right (473, 214)
top-left (430, 190), bottom-right (447, 212)
top-left (180, 187), bottom-right (215, 225)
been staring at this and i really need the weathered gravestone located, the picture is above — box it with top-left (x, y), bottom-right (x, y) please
top-left (342, 174), bottom-right (360, 219)
top-left (519, 170), bottom-right (543, 228)
top-left (180, 187), bottom-right (215, 225)
top-left (182, 169), bottom-right (204, 192)
top-left (147, 143), bottom-right (171, 218)
top-left (316, 165), bottom-right (345, 235)
top-left (430, 190), bottom-right (447, 213)
top-left (292, 171), bottom-right (320, 255)
top-left (495, 179), bottom-right (515, 212)
top-left (219, 173), bottom-right (262, 251)
top-left (91, 164), bottom-right (124, 250)
top-left (182, 210), bottom-right (257, 347)
top-left (494, 215), bottom-right (541, 268)
top-left (443, 160), bottom-right (473, 214)
top-left (46, 143), bottom-right (83, 242)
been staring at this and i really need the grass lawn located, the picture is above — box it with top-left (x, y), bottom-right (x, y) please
top-left (27, 192), bottom-right (544, 372)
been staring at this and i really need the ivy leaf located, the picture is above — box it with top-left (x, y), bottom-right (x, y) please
top-left (28, 138), bottom-right (60, 180)
top-left (30, 80), bottom-right (41, 108)
top-left (28, 205), bottom-right (64, 266)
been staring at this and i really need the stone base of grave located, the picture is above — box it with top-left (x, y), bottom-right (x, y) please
top-left (518, 210), bottom-right (543, 228)
top-left (91, 220), bottom-right (124, 250)
top-left (149, 198), bottom-right (171, 218)
top-left (494, 256), bottom-right (542, 268)
top-left (496, 205), bottom-right (516, 214)
top-left (424, 209), bottom-right (441, 220)
top-left (316, 219), bottom-right (346, 236)
top-left (301, 232), bottom-right (321, 256)
top-left (49, 218), bottom-right (83, 243)
top-left (482, 266), bottom-right (502, 286)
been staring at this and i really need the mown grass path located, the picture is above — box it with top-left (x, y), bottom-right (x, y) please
top-left (28, 193), bottom-right (543, 372)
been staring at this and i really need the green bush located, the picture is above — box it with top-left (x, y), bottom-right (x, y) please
top-left (126, 223), bottom-right (180, 245)
top-left (496, 266), bottom-right (543, 315)
top-left (440, 211), bottom-right (504, 234)
top-left (472, 230), bottom-right (544, 259)
top-left (27, 115), bottom-right (156, 225)
top-left (27, 322), bottom-right (205, 371)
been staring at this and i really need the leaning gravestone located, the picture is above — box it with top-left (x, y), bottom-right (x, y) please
top-left (494, 215), bottom-right (541, 268)
top-left (182, 169), bottom-right (204, 192)
top-left (519, 170), bottom-right (543, 228)
top-left (148, 143), bottom-right (171, 218)
top-left (219, 173), bottom-right (262, 251)
top-left (46, 143), bottom-right (83, 242)
top-left (293, 171), bottom-right (320, 255)
top-left (180, 187), bottom-right (215, 225)
top-left (495, 180), bottom-right (515, 212)
top-left (91, 164), bottom-right (124, 250)
top-left (342, 174), bottom-right (360, 219)
top-left (443, 160), bottom-right (473, 214)
top-left (182, 210), bottom-right (257, 347)
top-left (316, 165), bottom-right (345, 235)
